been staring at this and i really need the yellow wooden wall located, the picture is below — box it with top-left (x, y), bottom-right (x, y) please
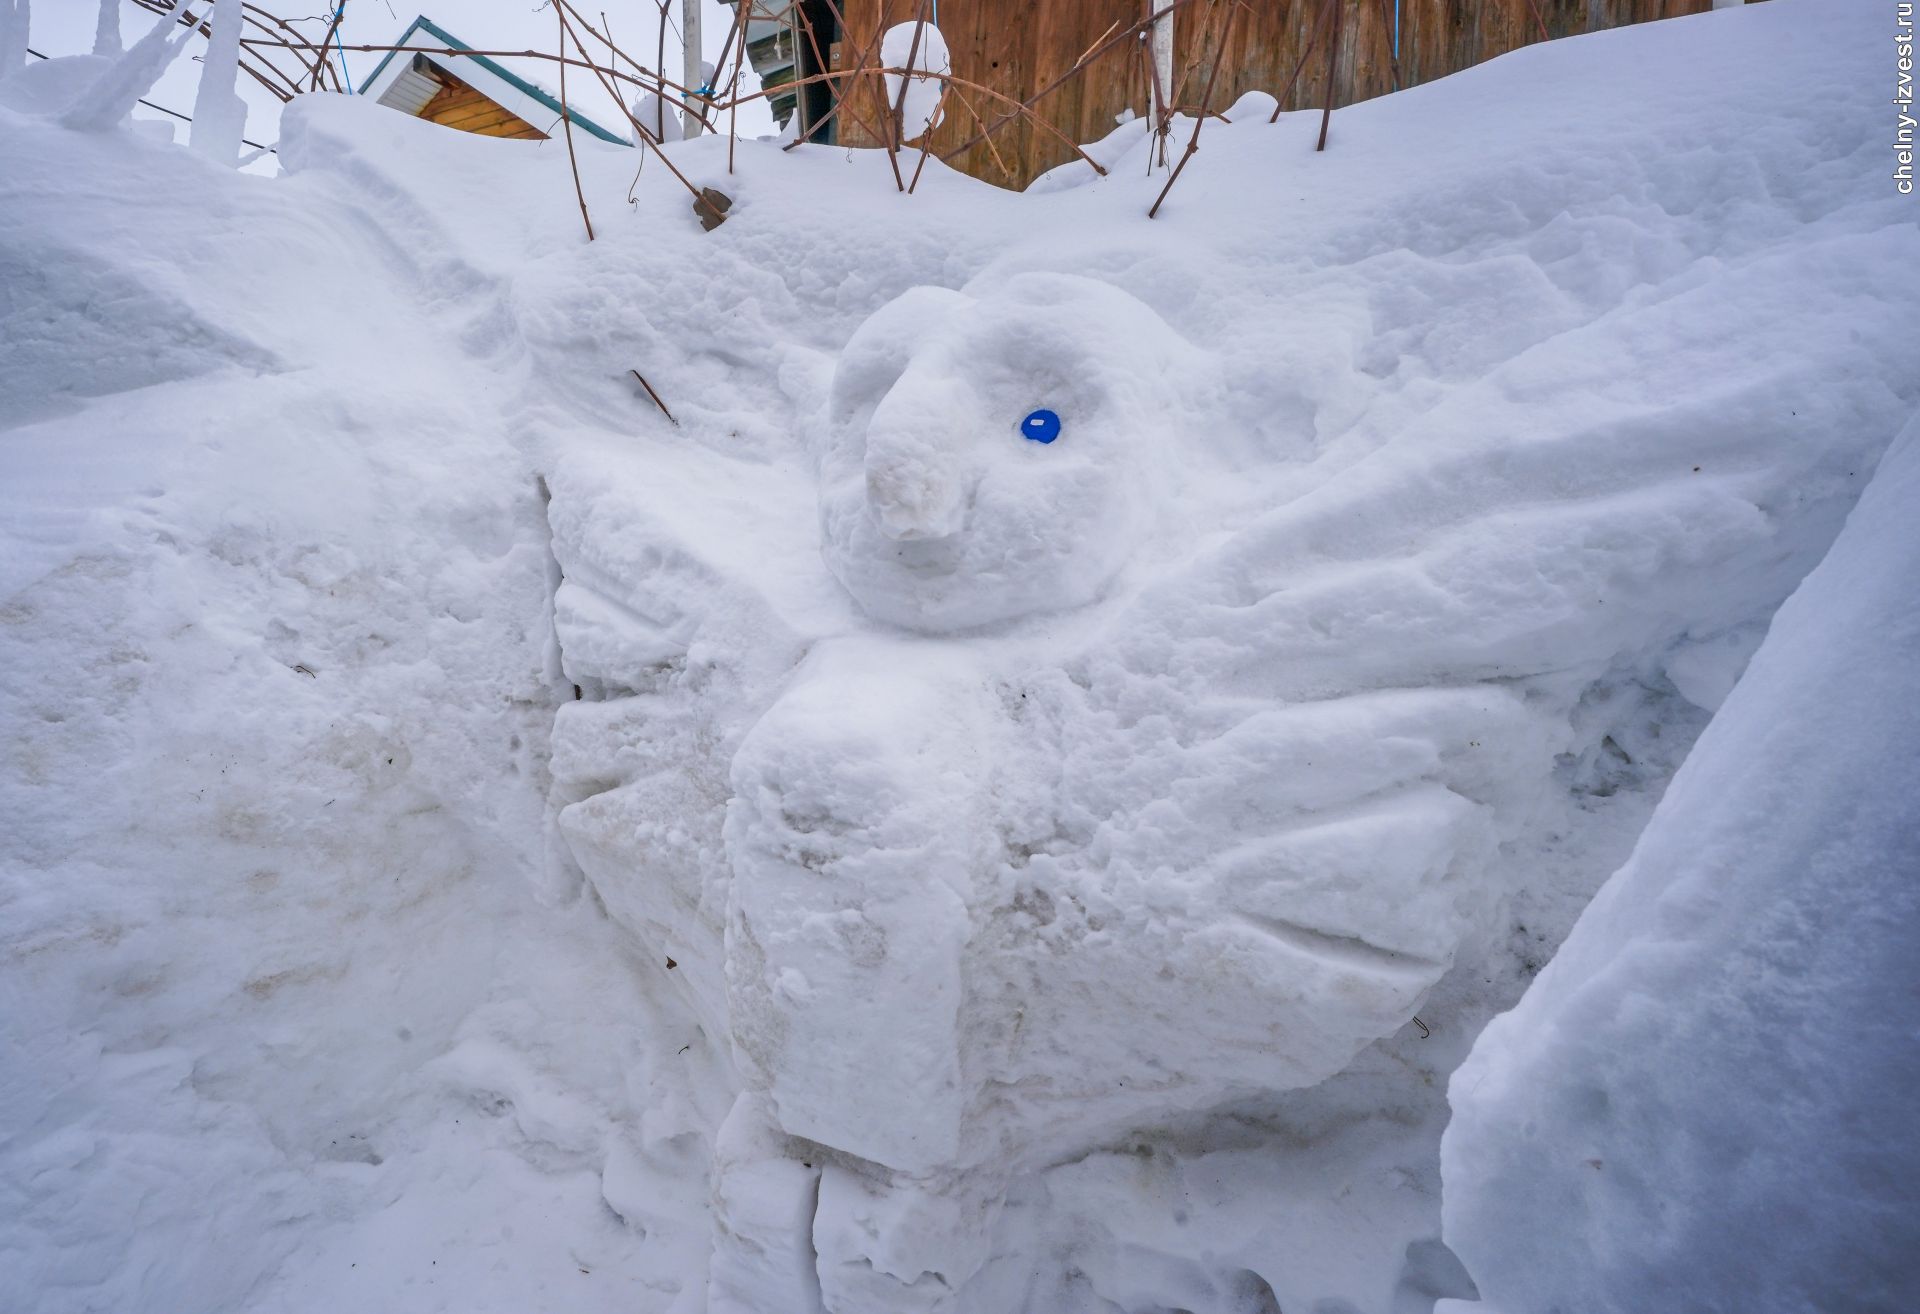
top-left (418, 79), bottom-right (547, 141)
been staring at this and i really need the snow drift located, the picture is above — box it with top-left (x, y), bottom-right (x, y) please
top-left (1440, 416), bottom-right (1920, 1314)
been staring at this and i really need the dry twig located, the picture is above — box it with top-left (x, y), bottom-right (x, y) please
top-left (1149, 0), bottom-right (1242, 218)
top-left (1316, 0), bottom-right (1342, 151)
top-left (555, 3), bottom-right (595, 241)
top-left (1268, 0), bottom-right (1339, 121)
top-left (631, 369), bottom-right (677, 424)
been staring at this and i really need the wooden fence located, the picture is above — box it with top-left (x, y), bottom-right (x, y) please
top-left (832, 0), bottom-right (1711, 187)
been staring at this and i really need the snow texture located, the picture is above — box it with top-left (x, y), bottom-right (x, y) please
top-left (40, 9), bottom-right (196, 134)
top-left (0, 0), bottom-right (28, 81)
top-left (1440, 416), bottom-right (1920, 1314)
top-left (1, 2), bottom-right (1915, 1312)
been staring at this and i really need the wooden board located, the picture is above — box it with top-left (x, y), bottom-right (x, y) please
top-left (833, 0), bottom-right (1710, 188)
top-left (417, 78), bottom-right (548, 141)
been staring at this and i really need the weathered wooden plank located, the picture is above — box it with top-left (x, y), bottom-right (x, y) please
top-left (432, 101), bottom-right (523, 128)
top-left (433, 99), bottom-right (515, 127)
top-left (468, 118), bottom-right (548, 139)
top-left (412, 77), bottom-right (548, 141)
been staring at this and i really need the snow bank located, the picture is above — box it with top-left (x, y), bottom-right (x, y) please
top-left (0, 54), bottom-right (721, 1314)
top-left (1440, 416), bottom-right (1920, 1313)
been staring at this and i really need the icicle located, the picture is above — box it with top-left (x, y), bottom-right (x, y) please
top-left (60, 4), bottom-right (197, 131)
top-left (190, 0), bottom-right (247, 166)
top-left (92, 0), bottom-right (121, 58)
top-left (0, 0), bottom-right (31, 82)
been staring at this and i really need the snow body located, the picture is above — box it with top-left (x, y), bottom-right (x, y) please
top-left (1439, 418), bottom-right (1920, 1314)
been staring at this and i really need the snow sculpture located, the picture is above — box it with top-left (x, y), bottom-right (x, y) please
top-left (0, 2), bottom-right (198, 132)
top-left (547, 218), bottom-right (1898, 1296)
top-left (548, 273), bottom-right (1570, 1312)
top-left (816, 277), bottom-right (1191, 632)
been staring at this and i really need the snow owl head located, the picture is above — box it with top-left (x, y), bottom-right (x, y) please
top-left (817, 273), bottom-right (1198, 632)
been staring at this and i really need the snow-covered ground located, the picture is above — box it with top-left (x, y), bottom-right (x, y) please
top-left (2, 2), bottom-right (1914, 1312)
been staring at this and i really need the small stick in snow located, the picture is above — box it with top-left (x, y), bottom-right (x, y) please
top-left (555, 3), bottom-right (595, 242)
top-left (947, 87), bottom-right (1007, 180)
top-left (1269, 0), bottom-right (1339, 122)
top-left (1142, 1), bottom-right (1174, 170)
top-left (906, 93), bottom-right (942, 193)
top-left (935, 82), bottom-right (1013, 186)
top-left (790, 0), bottom-right (894, 152)
top-left (1148, 0), bottom-right (1241, 219)
top-left (1316, 0), bottom-right (1342, 151)
top-left (886, 0), bottom-right (933, 192)
top-left (937, 0), bottom-right (1208, 166)
top-left (867, 0), bottom-right (910, 192)
top-left (903, 0), bottom-right (954, 193)
top-left (764, 64), bottom-right (1109, 183)
top-left (310, 3), bottom-right (345, 91)
top-left (717, 0), bottom-right (747, 173)
top-left (554, 1), bottom-right (721, 130)
top-left (806, 0), bottom-right (908, 188)
top-left (631, 369), bottom-right (678, 425)
top-left (655, 0), bottom-right (669, 112)
top-left (1075, 17), bottom-right (1125, 71)
top-left (552, 3), bottom-right (729, 228)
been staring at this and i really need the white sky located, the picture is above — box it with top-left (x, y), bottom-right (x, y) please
top-left (30, 0), bottom-right (773, 156)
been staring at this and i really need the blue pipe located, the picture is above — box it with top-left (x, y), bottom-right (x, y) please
top-left (1393, 0), bottom-right (1402, 89)
top-left (334, 2), bottom-right (353, 94)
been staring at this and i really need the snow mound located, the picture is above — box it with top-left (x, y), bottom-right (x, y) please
top-left (1439, 415), bottom-right (1920, 1314)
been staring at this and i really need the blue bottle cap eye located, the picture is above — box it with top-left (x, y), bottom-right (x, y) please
top-left (1021, 409), bottom-right (1061, 444)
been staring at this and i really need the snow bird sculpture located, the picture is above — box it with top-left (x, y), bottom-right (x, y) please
top-left (544, 273), bottom-right (1550, 1311)
top-left (541, 268), bottom-right (1850, 1312)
